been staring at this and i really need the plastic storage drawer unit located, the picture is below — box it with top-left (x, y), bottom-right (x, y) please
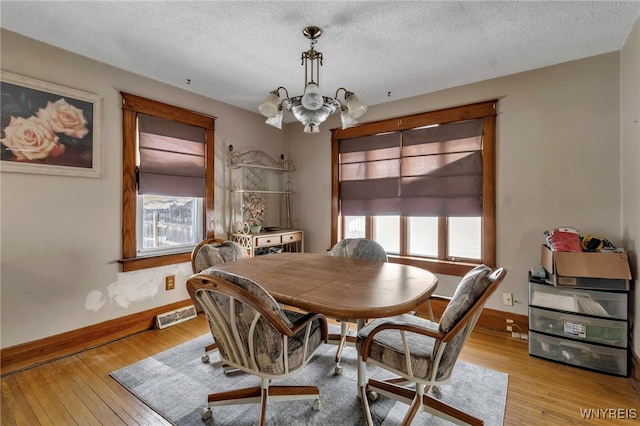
top-left (529, 306), bottom-right (628, 348)
top-left (529, 331), bottom-right (628, 376)
top-left (529, 281), bottom-right (627, 319)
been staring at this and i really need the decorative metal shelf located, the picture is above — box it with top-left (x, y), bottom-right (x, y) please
top-left (227, 146), bottom-right (298, 233)
top-left (231, 189), bottom-right (295, 194)
top-left (230, 163), bottom-right (291, 172)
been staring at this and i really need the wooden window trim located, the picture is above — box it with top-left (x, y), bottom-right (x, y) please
top-left (331, 100), bottom-right (497, 277)
top-left (120, 93), bottom-right (216, 272)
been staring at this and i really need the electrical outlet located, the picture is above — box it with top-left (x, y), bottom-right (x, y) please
top-left (502, 292), bottom-right (513, 306)
top-left (165, 275), bottom-right (176, 291)
top-left (507, 325), bottom-right (513, 332)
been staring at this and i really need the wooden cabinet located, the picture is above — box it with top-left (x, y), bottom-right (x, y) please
top-left (230, 229), bottom-right (304, 258)
top-left (227, 147), bottom-right (303, 257)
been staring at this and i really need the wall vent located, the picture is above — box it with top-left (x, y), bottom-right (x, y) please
top-left (156, 305), bottom-right (197, 329)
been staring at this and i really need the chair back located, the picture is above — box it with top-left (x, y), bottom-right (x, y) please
top-left (329, 238), bottom-right (388, 262)
top-left (191, 238), bottom-right (247, 273)
top-left (431, 266), bottom-right (507, 381)
top-left (190, 270), bottom-right (314, 377)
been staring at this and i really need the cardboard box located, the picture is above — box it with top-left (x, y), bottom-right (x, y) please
top-left (541, 245), bottom-right (631, 290)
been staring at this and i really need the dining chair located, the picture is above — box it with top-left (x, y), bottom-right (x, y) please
top-left (328, 238), bottom-right (388, 374)
top-left (356, 265), bottom-right (507, 425)
top-left (188, 238), bottom-right (247, 365)
top-left (191, 237), bottom-right (247, 275)
top-left (188, 269), bottom-right (328, 425)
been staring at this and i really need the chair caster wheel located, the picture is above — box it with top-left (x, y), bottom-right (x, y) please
top-left (313, 399), bottom-right (321, 411)
top-left (201, 408), bottom-right (212, 420)
top-left (201, 354), bottom-right (210, 363)
top-left (431, 385), bottom-right (441, 395)
top-left (334, 365), bottom-right (344, 375)
top-left (367, 391), bottom-right (378, 401)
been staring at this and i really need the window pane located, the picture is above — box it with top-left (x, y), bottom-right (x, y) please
top-left (343, 216), bottom-right (365, 238)
top-left (448, 217), bottom-right (481, 259)
top-left (408, 217), bottom-right (438, 257)
top-left (374, 216), bottom-right (400, 254)
top-left (139, 195), bottom-right (203, 253)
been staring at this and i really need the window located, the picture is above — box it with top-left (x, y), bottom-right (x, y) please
top-left (137, 195), bottom-right (203, 255)
top-left (120, 93), bottom-right (215, 272)
top-left (331, 100), bottom-right (496, 276)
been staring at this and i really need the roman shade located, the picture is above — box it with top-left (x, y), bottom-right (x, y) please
top-left (137, 114), bottom-right (206, 197)
top-left (339, 132), bottom-right (401, 215)
top-left (338, 119), bottom-right (484, 217)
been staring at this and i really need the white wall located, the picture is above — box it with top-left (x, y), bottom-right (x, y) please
top-left (620, 17), bottom-right (640, 358)
top-left (290, 52), bottom-right (623, 314)
top-left (0, 30), bottom-right (288, 348)
top-left (2, 25), bottom-right (637, 356)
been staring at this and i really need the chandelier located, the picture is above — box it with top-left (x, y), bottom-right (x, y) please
top-left (258, 26), bottom-right (367, 133)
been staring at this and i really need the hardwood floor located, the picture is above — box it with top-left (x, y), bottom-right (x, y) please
top-left (2, 314), bottom-right (638, 425)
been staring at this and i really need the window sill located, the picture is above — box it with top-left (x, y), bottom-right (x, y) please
top-left (119, 252), bottom-right (191, 272)
top-left (387, 255), bottom-right (484, 277)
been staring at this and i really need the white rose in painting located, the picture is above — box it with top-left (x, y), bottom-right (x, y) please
top-left (0, 115), bottom-right (65, 161)
top-left (36, 98), bottom-right (89, 139)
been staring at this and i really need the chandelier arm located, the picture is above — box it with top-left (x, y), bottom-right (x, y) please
top-left (275, 86), bottom-right (290, 100)
top-left (335, 87), bottom-right (348, 100)
top-left (335, 88), bottom-right (356, 100)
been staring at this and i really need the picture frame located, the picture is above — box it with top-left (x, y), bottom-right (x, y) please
top-left (0, 70), bottom-right (103, 178)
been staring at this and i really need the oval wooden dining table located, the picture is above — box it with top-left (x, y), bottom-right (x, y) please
top-left (203, 252), bottom-right (438, 394)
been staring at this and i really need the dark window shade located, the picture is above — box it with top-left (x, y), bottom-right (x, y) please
top-left (138, 114), bottom-right (206, 142)
top-left (137, 114), bottom-right (206, 197)
top-left (339, 132), bottom-right (401, 215)
top-left (403, 119), bottom-right (483, 146)
top-left (340, 178), bottom-right (400, 215)
top-left (340, 159), bottom-right (401, 181)
top-left (340, 198), bottom-right (401, 216)
top-left (339, 132), bottom-right (400, 153)
top-left (338, 119), bottom-right (484, 217)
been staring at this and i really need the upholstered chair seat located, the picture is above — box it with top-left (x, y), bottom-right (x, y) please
top-left (328, 238), bottom-right (388, 374)
top-left (356, 314), bottom-right (439, 380)
top-left (188, 238), bottom-right (248, 367)
top-left (192, 238), bottom-right (246, 274)
top-left (356, 265), bottom-right (507, 425)
top-left (328, 237), bottom-right (388, 262)
top-left (189, 269), bottom-right (328, 425)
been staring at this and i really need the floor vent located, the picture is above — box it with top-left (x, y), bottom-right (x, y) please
top-left (156, 305), bottom-right (197, 329)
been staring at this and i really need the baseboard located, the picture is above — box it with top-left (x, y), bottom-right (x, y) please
top-left (0, 299), bottom-right (193, 377)
top-left (0, 298), bottom-right (530, 377)
top-left (415, 299), bottom-right (529, 333)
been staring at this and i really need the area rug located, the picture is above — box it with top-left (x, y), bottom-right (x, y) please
top-left (111, 332), bottom-right (508, 425)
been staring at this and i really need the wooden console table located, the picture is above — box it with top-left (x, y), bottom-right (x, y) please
top-left (230, 228), bottom-right (304, 257)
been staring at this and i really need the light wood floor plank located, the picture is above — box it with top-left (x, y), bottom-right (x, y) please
top-left (13, 370), bottom-right (56, 426)
top-left (1, 314), bottom-right (638, 425)
top-left (76, 346), bottom-right (168, 426)
top-left (43, 357), bottom-right (101, 425)
top-left (3, 375), bottom-right (44, 425)
top-left (1, 377), bottom-right (32, 426)
top-left (25, 366), bottom-right (77, 424)
top-left (57, 356), bottom-right (125, 426)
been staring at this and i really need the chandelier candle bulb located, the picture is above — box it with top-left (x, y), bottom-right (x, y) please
top-left (301, 83), bottom-right (323, 111)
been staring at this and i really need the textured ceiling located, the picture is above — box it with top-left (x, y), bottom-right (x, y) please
top-left (2, 1), bottom-right (639, 121)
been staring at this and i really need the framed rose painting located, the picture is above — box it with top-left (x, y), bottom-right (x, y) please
top-left (0, 70), bottom-right (103, 178)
